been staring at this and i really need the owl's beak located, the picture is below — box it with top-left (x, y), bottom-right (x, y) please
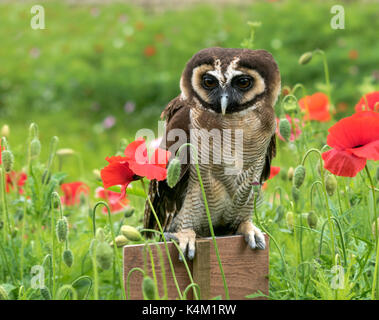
top-left (220, 94), bottom-right (229, 116)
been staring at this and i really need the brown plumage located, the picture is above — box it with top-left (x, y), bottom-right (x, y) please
top-left (144, 47), bottom-right (280, 260)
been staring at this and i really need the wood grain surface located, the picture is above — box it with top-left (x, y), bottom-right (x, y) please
top-left (123, 234), bottom-right (269, 300)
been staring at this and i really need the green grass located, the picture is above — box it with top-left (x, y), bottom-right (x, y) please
top-left (0, 0), bottom-right (378, 300)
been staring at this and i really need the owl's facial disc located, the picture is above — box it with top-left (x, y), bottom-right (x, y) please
top-left (191, 63), bottom-right (265, 114)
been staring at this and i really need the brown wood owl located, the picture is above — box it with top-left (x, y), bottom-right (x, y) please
top-left (144, 47), bottom-right (281, 260)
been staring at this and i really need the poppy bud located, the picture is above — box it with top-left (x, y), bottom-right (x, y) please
top-left (56, 217), bottom-right (68, 242)
top-left (287, 167), bottom-right (294, 181)
top-left (286, 211), bottom-right (294, 230)
top-left (63, 249), bottom-right (74, 267)
top-left (1, 124), bottom-right (10, 138)
top-left (1, 150), bottom-right (14, 173)
top-left (279, 118), bottom-right (291, 142)
top-left (121, 225), bottom-right (142, 241)
top-left (96, 228), bottom-right (106, 243)
top-left (299, 52), bottom-right (313, 65)
top-left (325, 174), bottom-right (337, 196)
top-left (95, 241), bottom-right (113, 270)
top-left (292, 185), bottom-right (300, 203)
top-left (167, 158), bottom-right (181, 188)
top-left (372, 218), bottom-right (379, 238)
top-left (283, 99), bottom-right (298, 114)
top-left (293, 165), bottom-right (306, 188)
top-left (142, 276), bottom-right (157, 300)
top-left (274, 205), bottom-right (285, 222)
top-left (0, 285), bottom-right (9, 300)
top-left (307, 211), bottom-right (318, 229)
top-left (30, 138), bottom-right (41, 158)
top-left (111, 235), bottom-right (128, 248)
top-left (124, 207), bottom-right (135, 218)
top-left (40, 286), bottom-right (52, 300)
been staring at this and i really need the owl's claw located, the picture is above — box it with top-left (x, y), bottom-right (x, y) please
top-left (238, 220), bottom-right (266, 250)
top-left (163, 229), bottom-right (196, 261)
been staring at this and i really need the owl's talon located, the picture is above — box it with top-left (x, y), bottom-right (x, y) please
top-left (163, 229), bottom-right (196, 261)
top-left (238, 220), bottom-right (266, 250)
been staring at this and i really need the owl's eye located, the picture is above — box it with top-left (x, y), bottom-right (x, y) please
top-left (233, 76), bottom-right (253, 90)
top-left (202, 74), bottom-right (218, 89)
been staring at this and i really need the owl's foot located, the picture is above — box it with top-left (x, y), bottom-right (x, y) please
top-left (237, 220), bottom-right (265, 250)
top-left (163, 229), bottom-right (196, 261)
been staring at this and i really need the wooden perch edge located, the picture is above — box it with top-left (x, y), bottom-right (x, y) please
top-left (123, 234), bottom-right (269, 300)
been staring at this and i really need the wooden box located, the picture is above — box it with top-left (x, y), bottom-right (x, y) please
top-left (123, 234), bottom-right (269, 300)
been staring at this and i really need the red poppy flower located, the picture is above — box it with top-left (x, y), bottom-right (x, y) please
top-left (100, 138), bottom-right (171, 198)
top-left (61, 181), bottom-right (90, 206)
top-left (95, 187), bottom-right (130, 214)
top-left (276, 115), bottom-right (302, 142)
top-left (5, 171), bottom-right (27, 194)
top-left (299, 92), bottom-right (331, 122)
top-left (354, 91), bottom-right (379, 112)
top-left (262, 166), bottom-right (281, 190)
top-left (322, 111), bottom-right (379, 177)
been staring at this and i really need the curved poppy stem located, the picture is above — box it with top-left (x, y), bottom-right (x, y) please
top-left (177, 142), bottom-right (230, 300)
top-left (126, 267), bottom-right (145, 300)
top-left (302, 148), bottom-right (336, 258)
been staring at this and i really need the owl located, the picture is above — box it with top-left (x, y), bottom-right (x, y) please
top-left (144, 47), bottom-right (280, 260)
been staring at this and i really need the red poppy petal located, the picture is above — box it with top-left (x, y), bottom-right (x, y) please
top-left (322, 149), bottom-right (366, 177)
top-left (105, 156), bottom-right (129, 164)
top-left (150, 148), bottom-right (171, 168)
top-left (348, 140), bottom-right (379, 161)
top-left (101, 162), bottom-right (134, 189)
top-left (269, 166), bottom-right (281, 180)
top-left (354, 91), bottom-right (379, 112)
top-left (124, 138), bottom-right (148, 164)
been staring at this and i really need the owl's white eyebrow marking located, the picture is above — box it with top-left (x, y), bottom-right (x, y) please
top-left (225, 58), bottom-right (241, 84)
top-left (207, 59), bottom-right (225, 86)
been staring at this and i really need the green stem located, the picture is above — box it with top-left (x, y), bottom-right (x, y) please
top-left (366, 166), bottom-right (379, 300)
top-left (126, 267), bottom-right (145, 300)
top-left (313, 49), bottom-right (333, 110)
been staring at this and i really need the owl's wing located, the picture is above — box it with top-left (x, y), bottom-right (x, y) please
top-left (260, 134), bottom-right (276, 183)
top-left (143, 96), bottom-right (191, 236)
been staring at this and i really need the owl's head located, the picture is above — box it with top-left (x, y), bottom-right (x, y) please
top-left (180, 47), bottom-right (281, 115)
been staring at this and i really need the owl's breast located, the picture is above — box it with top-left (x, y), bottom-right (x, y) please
top-left (190, 104), bottom-right (275, 171)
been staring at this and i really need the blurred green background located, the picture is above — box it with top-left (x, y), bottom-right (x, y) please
top-left (0, 0), bottom-right (378, 180)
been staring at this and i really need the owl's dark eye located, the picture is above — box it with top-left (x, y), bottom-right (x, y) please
top-left (233, 76), bottom-right (254, 90)
top-left (202, 74), bottom-right (218, 90)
